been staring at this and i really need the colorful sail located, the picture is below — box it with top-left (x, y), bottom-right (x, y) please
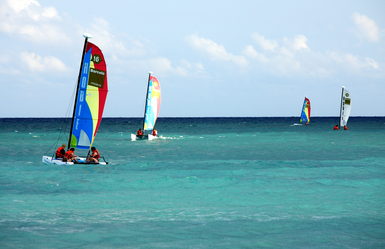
top-left (299, 97), bottom-right (311, 123)
top-left (143, 75), bottom-right (161, 131)
top-left (70, 42), bottom-right (108, 149)
top-left (339, 87), bottom-right (351, 127)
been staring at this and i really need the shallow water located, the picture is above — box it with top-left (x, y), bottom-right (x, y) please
top-left (1, 117), bottom-right (385, 248)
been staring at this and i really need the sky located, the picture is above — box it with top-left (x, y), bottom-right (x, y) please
top-left (1, 0), bottom-right (384, 117)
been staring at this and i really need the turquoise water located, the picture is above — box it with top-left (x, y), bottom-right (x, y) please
top-left (1, 117), bottom-right (385, 248)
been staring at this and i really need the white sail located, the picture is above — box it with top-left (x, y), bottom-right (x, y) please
top-left (339, 87), bottom-right (351, 127)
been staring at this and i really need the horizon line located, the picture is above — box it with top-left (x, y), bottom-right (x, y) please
top-left (1, 116), bottom-right (384, 119)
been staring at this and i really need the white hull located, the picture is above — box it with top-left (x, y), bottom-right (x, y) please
top-left (131, 134), bottom-right (157, 141)
top-left (42, 156), bottom-right (107, 165)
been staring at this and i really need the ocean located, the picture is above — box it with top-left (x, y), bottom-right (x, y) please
top-left (1, 117), bottom-right (384, 248)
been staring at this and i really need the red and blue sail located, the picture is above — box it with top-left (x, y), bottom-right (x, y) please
top-left (300, 97), bottom-right (310, 123)
top-left (70, 42), bottom-right (108, 150)
top-left (143, 75), bottom-right (161, 131)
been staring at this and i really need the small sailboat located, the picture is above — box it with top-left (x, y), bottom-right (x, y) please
top-left (131, 72), bottom-right (161, 141)
top-left (338, 86), bottom-right (351, 130)
top-left (42, 34), bottom-right (108, 165)
top-left (299, 96), bottom-right (311, 124)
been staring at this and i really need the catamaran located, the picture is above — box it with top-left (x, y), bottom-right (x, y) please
top-left (42, 34), bottom-right (108, 165)
top-left (299, 96), bottom-right (311, 124)
top-left (131, 72), bottom-right (161, 141)
top-left (338, 86), bottom-right (351, 130)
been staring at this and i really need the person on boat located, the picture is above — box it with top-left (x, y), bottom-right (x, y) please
top-left (63, 148), bottom-right (79, 163)
top-left (152, 129), bottom-right (157, 136)
top-left (55, 143), bottom-right (66, 159)
top-left (137, 128), bottom-right (143, 136)
top-left (344, 126), bottom-right (348, 130)
top-left (86, 147), bottom-right (100, 163)
top-left (305, 122), bottom-right (309, 125)
top-left (333, 125), bottom-right (339, 130)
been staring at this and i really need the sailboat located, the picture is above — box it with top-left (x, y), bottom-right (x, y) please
top-left (299, 97), bottom-right (311, 124)
top-left (338, 86), bottom-right (351, 130)
top-left (131, 72), bottom-right (161, 141)
top-left (42, 33), bottom-right (108, 165)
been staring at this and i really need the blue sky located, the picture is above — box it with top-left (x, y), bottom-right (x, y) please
top-left (1, 0), bottom-right (384, 117)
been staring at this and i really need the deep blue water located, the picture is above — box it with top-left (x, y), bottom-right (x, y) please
top-left (1, 117), bottom-right (385, 248)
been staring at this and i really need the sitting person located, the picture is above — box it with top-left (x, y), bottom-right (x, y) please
top-left (55, 143), bottom-right (66, 159)
top-left (344, 125), bottom-right (348, 130)
top-left (137, 128), bottom-right (143, 136)
top-left (86, 147), bottom-right (100, 163)
top-left (63, 148), bottom-right (79, 163)
top-left (152, 129), bottom-right (157, 136)
top-left (333, 125), bottom-right (339, 130)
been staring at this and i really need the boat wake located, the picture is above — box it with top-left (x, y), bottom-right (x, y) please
top-left (158, 135), bottom-right (184, 140)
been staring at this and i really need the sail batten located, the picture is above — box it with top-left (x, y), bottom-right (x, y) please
top-left (70, 42), bottom-right (108, 150)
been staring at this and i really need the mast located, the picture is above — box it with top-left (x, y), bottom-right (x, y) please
top-left (68, 33), bottom-right (93, 149)
top-left (142, 71), bottom-right (152, 134)
top-left (339, 86), bottom-right (345, 129)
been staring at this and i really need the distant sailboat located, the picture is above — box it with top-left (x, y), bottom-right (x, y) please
top-left (131, 72), bottom-right (161, 141)
top-left (339, 86), bottom-right (351, 130)
top-left (299, 97), bottom-right (311, 124)
top-left (42, 34), bottom-right (108, 165)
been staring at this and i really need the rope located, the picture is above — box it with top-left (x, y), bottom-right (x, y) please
top-left (44, 80), bottom-right (77, 156)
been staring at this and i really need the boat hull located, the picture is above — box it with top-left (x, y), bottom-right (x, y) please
top-left (42, 156), bottom-right (107, 165)
top-left (131, 134), bottom-right (157, 141)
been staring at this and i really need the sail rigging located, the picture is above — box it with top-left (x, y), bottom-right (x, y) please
top-left (339, 86), bottom-right (351, 128)
top-left (142, 72), bottom-right (161, 132)
top-left (69, 39), bottom-right (108, 150)
top-left (299, 97), bottom-right (311, 124)
top-left (43, 34), bottom-right (108, 165)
